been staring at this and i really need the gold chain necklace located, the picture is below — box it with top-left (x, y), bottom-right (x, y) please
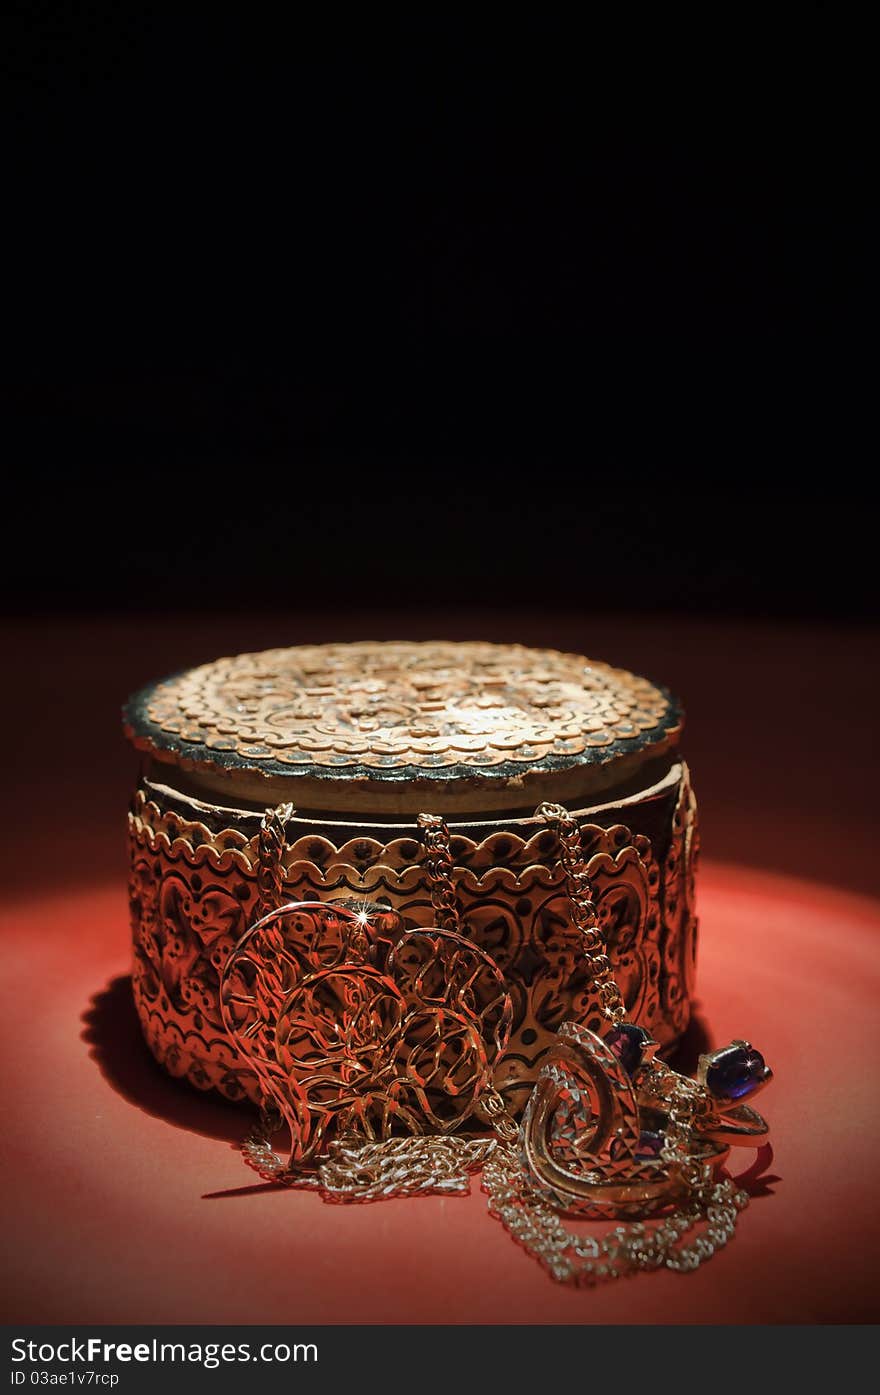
top-left (219, 801), bottom-right (772, 1282)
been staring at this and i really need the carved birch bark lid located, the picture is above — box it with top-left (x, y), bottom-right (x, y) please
top-left (123, 641), bottom-right (683, 815)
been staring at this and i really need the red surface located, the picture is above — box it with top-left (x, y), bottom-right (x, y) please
top-left (2, 862), bottom-right (878, 1324)
top-left (1, 615), bottom-right (879, 1324)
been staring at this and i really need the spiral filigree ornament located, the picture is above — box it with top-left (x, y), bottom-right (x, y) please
top-left (219, 899), bottom-right (513, 1167)
top-left (519, 1021), bottom-right (728, 1218)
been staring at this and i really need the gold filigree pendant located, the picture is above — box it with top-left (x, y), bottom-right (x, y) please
top-left (219, 898), bottom-right (513, 1177)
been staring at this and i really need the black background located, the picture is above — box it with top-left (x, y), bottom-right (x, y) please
top-left (3, 13), bottom-right (874, 619)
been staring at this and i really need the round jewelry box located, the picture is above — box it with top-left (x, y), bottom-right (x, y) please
top-left (123, 640), bottom-right (698, 1115)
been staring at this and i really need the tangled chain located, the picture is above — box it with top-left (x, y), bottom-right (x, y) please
top-left (241, 1105), bottom-right (501, 1201)
top-left (482, 1144), bottom-right (748, 1284)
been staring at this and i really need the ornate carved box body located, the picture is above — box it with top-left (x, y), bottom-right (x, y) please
top-left (123, 641), bottom-right (698, 1116)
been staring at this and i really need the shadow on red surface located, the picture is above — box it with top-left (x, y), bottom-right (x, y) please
top-left (729, 1143), bottom-right (780, 1200)
top-left (81, 973), bottom-right (248, 1147)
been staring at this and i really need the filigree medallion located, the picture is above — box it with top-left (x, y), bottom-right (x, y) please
top-left (218, 901), bottom-right (512, 1164)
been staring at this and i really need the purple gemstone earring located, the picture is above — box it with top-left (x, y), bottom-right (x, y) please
top-left (699, 1040), bottom-right (773, 1102)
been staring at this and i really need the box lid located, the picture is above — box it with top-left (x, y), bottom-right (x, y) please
top-left (123, 640), bottom-right (682, 815)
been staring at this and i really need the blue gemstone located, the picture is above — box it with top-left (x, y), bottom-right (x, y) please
top-left (636, 1129), bottom-right (665, 1159)
top-left (705, 1043), bottom-right (767, 1100)
top-left (606, 1024), bottom-right (653, 1076)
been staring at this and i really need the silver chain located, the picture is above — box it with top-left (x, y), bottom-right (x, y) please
top-left (256, 802), bottom-right (294, 918)
top-left (536, 801), bottom-right (626, 1024)
top-left (417, 812), bottom-right (462, 933)
top-left (483, 1145), bottom-right (747, 1283)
